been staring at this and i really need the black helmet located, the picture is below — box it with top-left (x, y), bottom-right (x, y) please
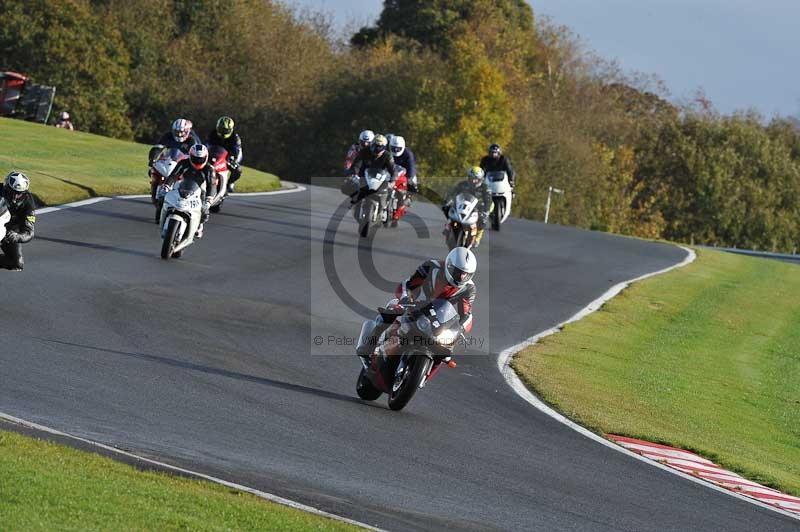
top-left (489, 143), bottom-right (502, 157)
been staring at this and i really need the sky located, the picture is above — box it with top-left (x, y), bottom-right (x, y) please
top-left (290, 0), bottom-right (800, 117)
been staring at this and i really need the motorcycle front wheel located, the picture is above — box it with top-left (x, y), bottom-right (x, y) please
top-left (492, 198), bottom-right (503, 231)
top-left (388, 356), bottom-right (431, 411)
top-left (161, 218), bottom-right (180, 260)
top-left (356, 368), bottom-right (383, 401)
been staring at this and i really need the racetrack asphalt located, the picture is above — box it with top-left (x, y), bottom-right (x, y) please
top-left (1, 185), bottom-right (796, 531)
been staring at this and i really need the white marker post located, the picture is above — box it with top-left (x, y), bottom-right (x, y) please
top-left (544, 186), bottom-right (564, 224)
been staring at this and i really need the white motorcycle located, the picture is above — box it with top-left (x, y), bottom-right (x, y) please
top-left (0, 198), bottom-right (11, 242)
top-left (151, 147), bottom-right (187, 223)
top-left (159, 179), bottom-right (205, 260)
top-left (354, 169), bottom-right (391, 238)
top-left (445, 192), bottom-right (480, 250)
top-left (486, 171), bottom-right (512, 230)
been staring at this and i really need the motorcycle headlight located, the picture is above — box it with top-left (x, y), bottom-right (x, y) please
top-left (435, 328), bottom-right (459, 346)
top-left (416, 316), bottom-right (432, 334)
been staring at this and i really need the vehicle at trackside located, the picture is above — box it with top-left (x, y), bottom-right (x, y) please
top-left (352, 168), bottom-right (392, 238)
top-left (355, 299), bottom-right (461, 411)
top-left (486, 170), bottom-right (512, 230)
top-left (151, 147), bottom-right (187, 223)
top-left (207, 145), bottom-right (230, 213)
top-left (159, 178), bottom-right (204, 259)
top-left (444, 192), bottom-right (480, 250)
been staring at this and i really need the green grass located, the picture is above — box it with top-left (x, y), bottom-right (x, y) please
top-left (0, 429), bottom-right (358, 531)
top-left (0, 117), bottom-right (280, 206)
top-left (512, 248), bottom-right (800, 495)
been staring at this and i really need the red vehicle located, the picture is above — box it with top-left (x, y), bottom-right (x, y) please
top-left (207, 145), bottom-right (230, 213)
top-left (0, 71), bottom-right (55, 123)
top-left (0, 72), bottom-right (28, 117)
top-left (387, 165), bottom-right (410, 226)
top-left (356, 299), bottom-right (460, 411)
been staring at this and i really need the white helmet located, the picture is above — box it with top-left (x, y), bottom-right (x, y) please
top-left (59, 111), bottom-right (70, 121)
top-left (444, 247), bottom-right (477, 288)
top-left (172, 118), bottom-right (193, 143)
top-left (188, 144), bottom-right (209, 169)
top-left (389, 135), bottom-right (406, 157)
top-left (359, 130), bottom-right (375, 148)
top-left (4, 171), bottom-right (31, 205)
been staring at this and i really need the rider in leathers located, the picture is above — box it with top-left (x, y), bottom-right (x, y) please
top-left (348, 134), bottom-right (396, 204)
top-left (442, 166), bottom-right (493, 246)
top-left (166, 144), bottom-right (216, 237)
top-left (206, 116), bottom-right (243, 192)
top-left (356, 247), bottom-right (477, 360)
top-left (148, 118), bottom-right (202, 165)
top-left (0, 172), bottom-right (36, 271)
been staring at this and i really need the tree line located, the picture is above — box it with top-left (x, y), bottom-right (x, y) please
top-left (2, 0), bottom-right (800, 251)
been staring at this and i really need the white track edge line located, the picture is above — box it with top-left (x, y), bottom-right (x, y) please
top-left (0, 412), bottom-right (382, 531)
top-left (34, 182), bottom-right (306, 215)
top-left (496, 245), bottom-right (800, 522)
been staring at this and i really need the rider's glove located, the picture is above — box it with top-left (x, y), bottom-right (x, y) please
top-left (2, 231), bottom-right (20, 244)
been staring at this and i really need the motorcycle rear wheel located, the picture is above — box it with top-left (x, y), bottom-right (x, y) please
top-left (356, 368), bottom-right (382, 401)
top-left (161, 219), bottom-right (180, 260)
top-left (388, 356), bottom-right (431, 411)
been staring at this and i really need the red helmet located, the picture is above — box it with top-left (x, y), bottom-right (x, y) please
top-left (189, 144), bottom-right (208, 170)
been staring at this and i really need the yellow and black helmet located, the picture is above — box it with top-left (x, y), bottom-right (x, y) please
top-left (216, 116), bottom-right (235, 139)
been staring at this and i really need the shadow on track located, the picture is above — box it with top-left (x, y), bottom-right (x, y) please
top-left (36, 236), bottom-right (153, 259)
top-left (39, 338), bottom-right (382, 409)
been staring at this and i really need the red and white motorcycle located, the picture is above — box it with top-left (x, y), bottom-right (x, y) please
top-left (207, 145), bottom-right (230, 213)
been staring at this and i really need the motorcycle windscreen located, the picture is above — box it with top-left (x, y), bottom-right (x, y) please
top-left (164, 148), bottom-right (186, 162)
top-left (178, 179), bottom-right (201, 199)
top-left (362, 169), bottom-right (389, 191)
top-left (417, 299), bottom-right (461, 348)
top-left (419, 299), bottom-right (459, 328)
top-left (487, 171), bottom-right (507, 182)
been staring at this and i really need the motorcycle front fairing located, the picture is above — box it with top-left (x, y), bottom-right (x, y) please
top-left (0, 198), bottom-right (10, 242)
top-left (370, 300), bottom-right (461, 392)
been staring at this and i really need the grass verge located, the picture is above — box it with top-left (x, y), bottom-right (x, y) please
top-left (0, 429), bottom-right (358, 531)
top-left (0, 117), bottom-right (280, 206)
top-left (512, 248), bottom-right (800, 495)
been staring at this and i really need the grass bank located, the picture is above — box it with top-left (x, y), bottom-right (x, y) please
top-left (0, 429), bottom-right (357, 531)
top-left (0, 117), bottom-right (280, 206)
top-left (512, 248), bottom-right (800, 495)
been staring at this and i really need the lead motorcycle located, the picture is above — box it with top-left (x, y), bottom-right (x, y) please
top-left (159, 179), bottom-right (204, 260)
top-left (486, 171), bottom-right (512, 231)
top-left (353, 168), bottom-right (391, 238)
top-left (355, 299), bottom-right (461, 411)
top-left (444, 192), bottom-right (480, 250)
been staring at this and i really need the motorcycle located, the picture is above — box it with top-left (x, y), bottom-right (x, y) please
top-left (486, 171), bottom-right (512, 230)
top-left (386, 165), bottom-right (409, 228)
top-left (207, 145), bottom-right (230, 213)
top-left (0, 198), bottom-right (11, 242)
top-left (150, 147), bottom-right (187, 223)
top-left (159, 178), bottom-right (204, 260)
top-left (353, 168), bottom-right (391, 238)
top-left (355, 299), bottom-right (461, 411)
top-left (444, 192), bottom-right (480, 250)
